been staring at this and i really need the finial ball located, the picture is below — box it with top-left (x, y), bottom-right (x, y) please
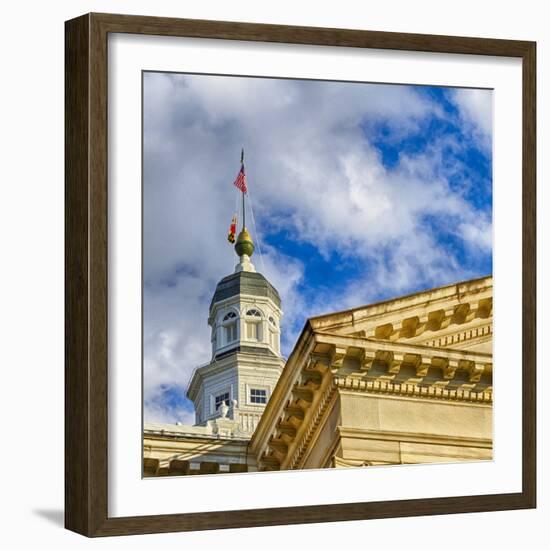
top-left (235, 228), bottom-right (254, 257)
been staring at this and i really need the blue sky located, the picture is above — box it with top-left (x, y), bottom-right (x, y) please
top-left (142, 72), bottom-right (492, 425)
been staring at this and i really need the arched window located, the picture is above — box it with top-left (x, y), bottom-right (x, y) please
top-left (223, 311), bottom-right (237, 322)
top-left (222, 311), bottom-right (238, 344)
top-left (245, 308), bottom-right (262, 341)
top-left (268, 316), bottom-right (276, 327)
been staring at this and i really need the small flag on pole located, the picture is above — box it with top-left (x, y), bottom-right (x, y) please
top-left (227, 214), bottom-right (237, 243)
top-left (233, 164), bottom-right (247, 194)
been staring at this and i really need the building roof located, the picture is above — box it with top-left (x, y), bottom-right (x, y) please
top-left (309, 275), bottom-right (492, 335)
top-left (215, 345), bottom-right (279, 360)
top-left (210, 271), bottom-right (281, 309)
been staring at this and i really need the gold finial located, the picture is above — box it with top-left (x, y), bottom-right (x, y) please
top-left (235, 227), bottom-right (254, 257)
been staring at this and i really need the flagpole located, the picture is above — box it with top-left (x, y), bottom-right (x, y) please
top-left (241, 148), bottom-right (246, 230)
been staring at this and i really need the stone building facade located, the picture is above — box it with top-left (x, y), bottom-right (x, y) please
top-left (250, 275), bottom-right (493, 471)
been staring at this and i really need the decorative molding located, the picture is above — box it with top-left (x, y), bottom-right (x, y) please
top-left (334, 376), bottom-right (492, 403)
top-left (379, 302), bottom-right (492, 343)
top-left (313, 282), bottom-right (494, 367)
top-left (258, 351), bottom-right (334, 471)
top-left (290, 383), bottom-right (337, 469)
top-left (420, 323), bottom-right (492, 348)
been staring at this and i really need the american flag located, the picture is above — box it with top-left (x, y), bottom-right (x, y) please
top-left (233, 165), bottom-right (247, 193)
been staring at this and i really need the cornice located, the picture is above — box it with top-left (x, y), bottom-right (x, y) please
top-left (334, 376), bottom-right (492, 404)
top-left (187, 351), bottom-right (286, 401)
top-left (416, 322), bottom-right (492, 348)
top-left (312, 277), bottom-right (492, 345)
top-left (256, 356), bottom-right (335, 471)
top-left (143, 430), bottom-right (250, 443)
top-left (314, 332), bottom-right (492, 371)
top-left (249, 323), bottom-right (317, 457)
top-left (288, 381), bottom-right (338, 469)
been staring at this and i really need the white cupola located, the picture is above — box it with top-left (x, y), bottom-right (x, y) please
top-left (187, 226), bottom-right (285, 435)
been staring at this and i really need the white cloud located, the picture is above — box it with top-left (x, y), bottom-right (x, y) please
top-left (458, 219), bottom-right (493, 252)
top-left (450, 88), bottom-right (493, 151)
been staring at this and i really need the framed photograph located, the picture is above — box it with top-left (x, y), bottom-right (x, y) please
top-left (65, 13), bottom-right (536, 537)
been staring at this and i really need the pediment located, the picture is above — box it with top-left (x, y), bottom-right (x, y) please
top-left (310, 276), bottom-right (492, 353)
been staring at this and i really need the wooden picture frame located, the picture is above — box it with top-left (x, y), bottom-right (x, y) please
top-left (65, 12), bottom-right (536, 537)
